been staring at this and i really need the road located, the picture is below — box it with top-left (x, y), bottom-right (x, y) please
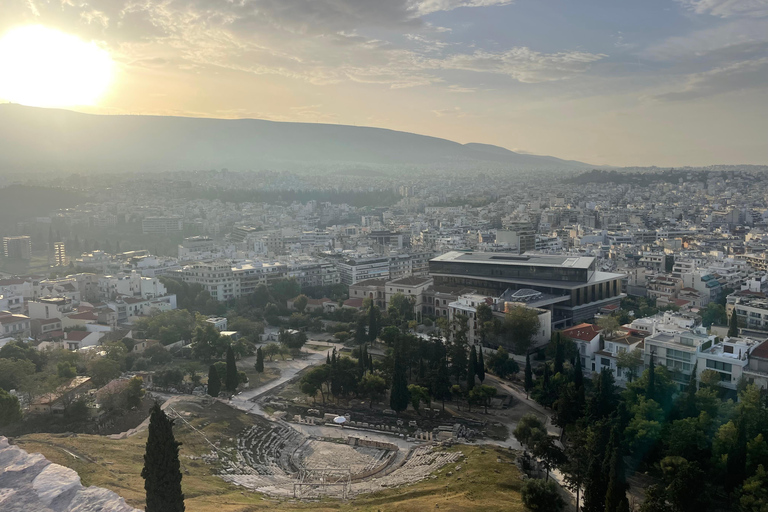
top-left (230, 348), bottom-right (328, 415)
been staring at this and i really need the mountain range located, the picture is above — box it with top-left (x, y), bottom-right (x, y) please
top-left (0, 104), bottom-right (596, 173)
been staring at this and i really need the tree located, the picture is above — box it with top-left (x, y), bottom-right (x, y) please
top-left (380, 325), bottom-right (400, 346)
top-left (87, 357), bottom-right (121, 387)
top-left (368, 304), bottom-right (380, 342)
top-left (334, 331), bottom-right (352, 344)
top-left (476, 302), bottom-right (494, 344)
top-left (739, 464), bottom-right (768, 512)
top-left (225, 346), bottom-right (238, 392)
top-left (646, 357), bottom-right (656, 402)
top-left (597, 316), bottom-right (620, 336)
top-left (525, 353), bottom-right (534, 395)
top-left (360, 373), bottom-right (387, 408)
top-left (469, 384), bottom-right (497, 413)
top-left (433, 357), bottom-right (452, 410)
top-left (300, 365), bottom-right (330, 404)
top-left (487, 346), bottom-right (520, 379)
top-left (126, 376), bottom-right (145, 409)
top-left (554, 332), bottom-right (565, 375)
top-left (263, 343), bottom-right (280, 361)
top-left (477, 348), bottom-right (486, 383)
top-left (449, 314), bottom-right (469, 381)
top-left (604, 441), bottom-right (628, 512)
top-left (408, 384), bottom-right (429, 414)
top-left (293, 294), bottom-right (309, 313)
top-left (562, 428), bottom-right (590, 512)
top-left (0, 388), bottom-right (22, 426)
top-left (514, 413), bottom-right (548, 453)
top-left (142, 402), bottom-right (185, 512)
top-left (617, 349), bottom-right (643, 383)
top-left (503, 306), bottom-right (541, 354)
top-left (701, 303), bottom-right (727, 328)
top-left (390, 344), bottom-right (409, 413)
top-left (467, 345), bottom-right (477, 390)
top-left (729, 308), bottom-right (739, 337)
top-left (281, 329), bottom-right (308, 354)
top-left (254, 347), bottom-right (264, 382)
top-left (521, 479), bottom-right (564, 512)
top-left (207, 365), bottom-right (221, 397)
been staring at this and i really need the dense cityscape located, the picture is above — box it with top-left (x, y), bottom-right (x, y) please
top-left (1, 165), bottom-right (768, 510)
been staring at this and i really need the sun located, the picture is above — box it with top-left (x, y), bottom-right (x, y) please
top-left (0, 25), bottom-right (114, 108)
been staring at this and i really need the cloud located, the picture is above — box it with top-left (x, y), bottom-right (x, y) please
top-left (655, 56), bottom-right (768, 100)
top-left (424, 47), bottom-right (607, 83)
top-left (676, 0), bottom-right (768, 18)
top-left (413, 0), bottom-right (514, 15)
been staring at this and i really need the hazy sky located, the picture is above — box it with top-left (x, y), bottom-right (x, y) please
top-left (1, 0), bottom-right (767, 167)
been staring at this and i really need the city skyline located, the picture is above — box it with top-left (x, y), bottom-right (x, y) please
top-left (1, 0), bottom-right (767, 167)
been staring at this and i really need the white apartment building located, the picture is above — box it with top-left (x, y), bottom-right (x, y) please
top-left (645, 330), bottom-right (715, 389)
top-left (28, 297), bottom-right (73, 320)
top-left (182, 261), bottom-right (240, 301)
top-left (0, 311), bottom-right (31, 339)
top-left (98, 272), bottom-right (168, 301)
top-left (697, 336), bottom-right (759, 391)
top-left (142, 216), bottom-right (184, 235)
top-left (334, 255), bottom-right (390, 285)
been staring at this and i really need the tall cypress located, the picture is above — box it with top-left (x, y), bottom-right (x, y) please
top-left (435, 357), bottom-right (451, 410)
top-left (554, 332), bottom-right (565, 375)
top-left (368, 354), bottom-right (374, 373)
top-left (582, 419), bottom-right (611, 512)
top-left (477, 348), bottom-right (486, 383)
top-left (207, 365), bottom-right (221, 397)
top-left (574, 355), bottom-right (584, 390)
top-left (728, 309), bottom-right (739, 337)
top-left (142, 403), bottom-right (185, 512)
top-left (390, 342), bottom-right (409, 413)
top-left (368, 304), bottom-right (379, 342)
top-left (326, 351), bottom-right (331, 365)
top-left (255, 347), bottom-right (264, 373)
top-left (524, 353), bottom-right (534, 394)
top-left (225, 346), bottom-right (238, 392)
top-left (646, 358), bottom-right (656, 402)
top-left (467, 346), bottom-right (477, 390)
top-left (604, 428), bottom-right (628, 512)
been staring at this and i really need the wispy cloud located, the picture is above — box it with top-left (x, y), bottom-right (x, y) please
top-left (676, 0), bottom-right (768, 18)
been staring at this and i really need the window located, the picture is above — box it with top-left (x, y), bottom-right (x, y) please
top-left (706, 359), bottom-right (732, 373)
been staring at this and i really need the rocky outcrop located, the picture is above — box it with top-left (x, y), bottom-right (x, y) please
top-left (0, 437), bottom-right (140, 512)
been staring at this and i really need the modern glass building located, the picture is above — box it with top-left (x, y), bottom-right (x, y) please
top-left (429, 251), bottom-right (626, 327)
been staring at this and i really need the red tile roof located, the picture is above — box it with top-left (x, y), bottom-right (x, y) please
top-left (64, 331), bottom-right (91, 341)
top-left (561, 323), bottom-right (602, 342)
top-left (67, 311), bottom-right (98, 321)
top-left (751, 340), bottom-right (768, 360)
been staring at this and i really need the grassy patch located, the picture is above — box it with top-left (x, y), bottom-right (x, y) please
top-left (14, 400), bottom-right (524, 512)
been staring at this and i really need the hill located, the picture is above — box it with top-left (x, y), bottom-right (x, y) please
top-left (0, 104), bottom-right (595, 173)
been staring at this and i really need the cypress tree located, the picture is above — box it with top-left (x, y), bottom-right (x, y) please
top-left (435, 357), bottom-right (451, 411)
top-left (368, 353), bottom-right (374, 373)
top-left (390, 343), bottom-right (409, 413)
top-left (207, 365), bottom-right (221, 397)
top-left (225, 346), bottom-right (238, 392)
top-left (554, 332), bottom-right (565, 375)
top-left (418, 358), bottom-right (426, 380)
top-left (142, 403), bottom-right (185, 512)
top-left (477, 347), bottom-right (486, 383)
top-left (368, 304), bottom-right (379, 342)
top-left (682, 362), bottom-right (698, 418)
top-left (574, 355), bottom-right (584, 390)
top-left (255, 347), bottom-right (264, 373)
top-left (646, 358), bottom-right (656, 402)
top-left (326, 351), bottom-right (331, 365)
top-left (467, 346), bottom-right (477, 390)
top-left (524, 353), bottom-right (534, 394)
top-left (582, 419), bottom-right (611, 512)
top-left (728, 309), bottom-right (739, 337)
top-left (604, 429), bottom-right (627, 512)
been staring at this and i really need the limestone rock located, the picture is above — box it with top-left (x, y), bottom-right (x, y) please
top-left (0, 437), bottom-right (140, 512)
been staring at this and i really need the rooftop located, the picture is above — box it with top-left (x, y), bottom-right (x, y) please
top-left (432, 251), bottom-right (595, 269)
top-left (561, 323), bottom-right (602, 342)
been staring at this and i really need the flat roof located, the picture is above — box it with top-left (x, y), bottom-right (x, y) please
top-left (431, 251), bottom-right (595, 269)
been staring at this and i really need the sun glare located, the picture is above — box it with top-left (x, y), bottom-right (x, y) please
top-left (0, 25), bottom-right (114, 107)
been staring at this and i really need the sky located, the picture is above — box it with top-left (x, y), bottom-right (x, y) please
top-left (1, 0), bottom-right (767, 167)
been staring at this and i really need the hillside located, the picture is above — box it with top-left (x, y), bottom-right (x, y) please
top-left (0, 104), bottom-right (595, 173)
